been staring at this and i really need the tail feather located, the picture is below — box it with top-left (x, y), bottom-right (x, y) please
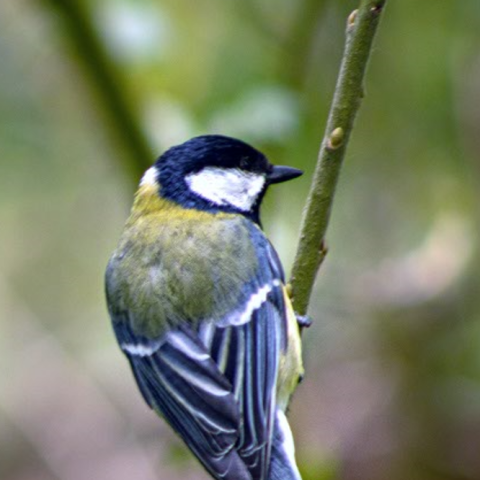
top-left (268, 410), bottom-right (302, 480)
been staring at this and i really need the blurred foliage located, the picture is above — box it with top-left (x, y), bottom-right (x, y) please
top-left (1, 1), bottom-right (480, 480)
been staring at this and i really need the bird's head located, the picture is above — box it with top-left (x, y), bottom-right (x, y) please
top-left (139, 135), bottom-right (303, 224)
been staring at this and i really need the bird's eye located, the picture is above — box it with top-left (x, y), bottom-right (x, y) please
top-left (239, 157), bottom-right (249, 170)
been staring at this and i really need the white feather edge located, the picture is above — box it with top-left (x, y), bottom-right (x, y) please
top-left (121, 340), bottom-right (161, 357)
top-left (140, 166), bottom-right (158, 187)
top-left (220, 279), bottom-right (281, 327)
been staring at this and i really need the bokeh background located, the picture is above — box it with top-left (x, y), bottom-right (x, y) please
top-left (2, 1), bottom-right (480, 479)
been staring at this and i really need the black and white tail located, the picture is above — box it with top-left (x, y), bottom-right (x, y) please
top-left (268, 410), bottom-right (302, 480)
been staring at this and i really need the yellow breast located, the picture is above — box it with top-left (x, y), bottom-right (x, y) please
top-left (276, 287), bottom-right (304, 412)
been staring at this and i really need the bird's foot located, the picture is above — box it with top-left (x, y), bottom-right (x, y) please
top-left (296, 314), bottom-right (312, 329)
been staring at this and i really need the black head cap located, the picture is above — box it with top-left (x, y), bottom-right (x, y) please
top-left (156, 135), bottom-right (269, 175)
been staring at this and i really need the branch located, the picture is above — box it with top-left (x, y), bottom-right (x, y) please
top-left (289, 0), bottom-right (388, 315)
top-left (39, 0), bottom-right (153, 183)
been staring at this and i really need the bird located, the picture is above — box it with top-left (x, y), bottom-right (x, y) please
top-left (105, 134), bottom-right (305, 480)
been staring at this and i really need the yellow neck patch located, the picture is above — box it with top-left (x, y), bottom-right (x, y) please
top-left (131, 181), bottom-right (165, 215)
top-left (128, 177), bottom-right (232, 226)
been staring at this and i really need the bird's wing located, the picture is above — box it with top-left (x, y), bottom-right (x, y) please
top-left (109, 224), bottom-right (287, 480)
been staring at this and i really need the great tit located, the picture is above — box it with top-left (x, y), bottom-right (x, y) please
top-left (105, 135), bottom-right (305, 480)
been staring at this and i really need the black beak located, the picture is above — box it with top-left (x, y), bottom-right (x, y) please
top-left (267, 165), bottom-right (303, 184)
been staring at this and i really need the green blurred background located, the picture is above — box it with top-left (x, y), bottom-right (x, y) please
top-left (2, 0), bottom-right (480, 479)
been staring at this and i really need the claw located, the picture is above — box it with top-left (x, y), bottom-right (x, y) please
top-left (296, 314), bottom-right (312, 329)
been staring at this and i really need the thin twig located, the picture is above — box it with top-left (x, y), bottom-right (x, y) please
top-left (289, 0), bottom-right (388, 315)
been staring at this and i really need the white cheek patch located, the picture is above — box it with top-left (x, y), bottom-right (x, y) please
top-left (185, 167), bottom-right (266, 211)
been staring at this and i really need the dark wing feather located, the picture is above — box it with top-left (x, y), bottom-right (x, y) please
top-left (114, 320), bottom-right (252, 480)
